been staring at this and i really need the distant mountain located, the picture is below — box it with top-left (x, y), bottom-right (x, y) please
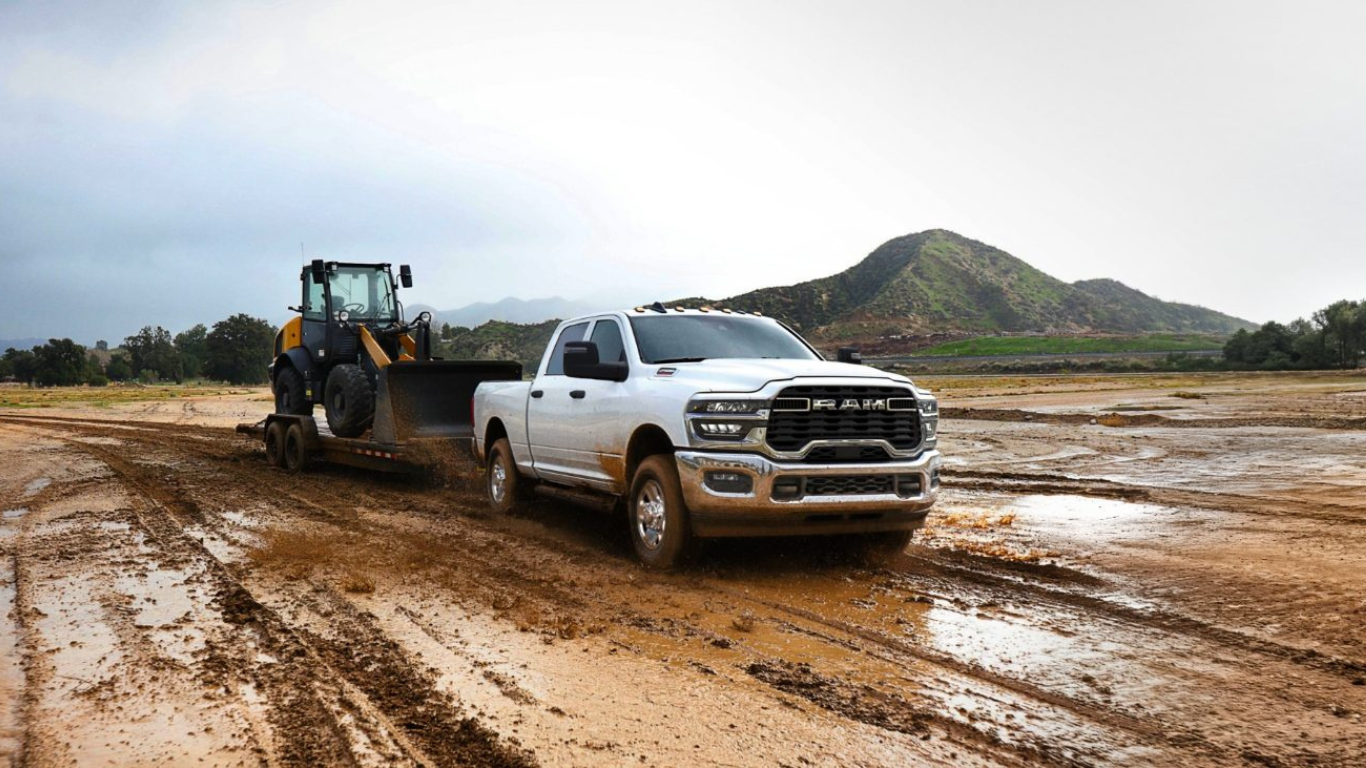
top-left (0, 338), bottom-right (47, 352)
top-left (409, 296), bottom-right (601, 330)
top-left (679, 230), bottom-right (1253, 339)
top-left (439, 319), bottom-right (559, 373)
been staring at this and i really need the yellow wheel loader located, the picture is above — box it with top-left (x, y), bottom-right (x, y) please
top-left (239, 260), bottom-right (521, 473)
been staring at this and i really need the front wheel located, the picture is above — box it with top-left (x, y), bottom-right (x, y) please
top-left (854, 529), bottom-right (915, 566)
top-left (628, 455), bottom-right (695, 570)
top-left (324, 364), bottom-right (374, 438)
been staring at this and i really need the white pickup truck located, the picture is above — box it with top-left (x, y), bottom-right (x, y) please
top-left (472, 306), bottom-right (941, 568)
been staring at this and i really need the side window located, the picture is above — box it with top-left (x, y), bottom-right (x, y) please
top-left (590, 320), bottom-right (627, 363)
top-left (544, 322), bottom-right (589, 376)
top-left (303, 275), bottom-right (326, 321)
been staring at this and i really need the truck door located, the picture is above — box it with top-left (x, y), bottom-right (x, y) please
top-left (525, 318), bottom-right (632, 492)
top-left (525, 321), bottom-right (589, 482)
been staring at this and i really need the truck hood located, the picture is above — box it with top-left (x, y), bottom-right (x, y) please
top-left (650, 358), bottom-right (912, 393)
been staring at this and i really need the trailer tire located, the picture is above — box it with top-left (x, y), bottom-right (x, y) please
top-left (265, 421), bottom-right (288, 468)
top-left (324, 364), bottom-right (373, 438)
top-left (283, 423), bottom-right (309, 473)
top-left (628, 455), bottom-right (695, 570)
top-left (486, 438), bottom-right (524, 514)
top-left (274, 366), bottom-right (311, 416)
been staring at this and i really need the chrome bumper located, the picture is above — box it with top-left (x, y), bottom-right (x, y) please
top-left (675, 449), bottom-right (941, 537)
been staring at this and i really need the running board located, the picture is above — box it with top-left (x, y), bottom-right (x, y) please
top-left (533, 483), bottom-right (619, 513)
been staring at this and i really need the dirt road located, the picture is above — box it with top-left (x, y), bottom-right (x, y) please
top-left (1, 372), bottom-right (1364, 766)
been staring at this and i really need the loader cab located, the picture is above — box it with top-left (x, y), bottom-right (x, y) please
top-left (298, 260), bottom-right (407, 365)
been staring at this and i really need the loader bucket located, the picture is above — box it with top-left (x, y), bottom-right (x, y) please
top-left (370, 360), bottom-right (523, 445)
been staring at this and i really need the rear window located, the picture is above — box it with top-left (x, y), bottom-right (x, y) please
top-left (544, 322), bottom-right (589, 375)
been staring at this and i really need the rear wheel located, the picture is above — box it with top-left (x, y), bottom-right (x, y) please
top-left (283, 423), bottom-right (308, 473)
top-left (264, 421), bottom-right (288, 468)
top-left (324, 364), bottom-right (374, 438)
top-left (629, 455), bottom-right (694, 570)
top-left (274, 366), bottom-right (310, 415)
top-left (486, 438), bottom-right (524, 514)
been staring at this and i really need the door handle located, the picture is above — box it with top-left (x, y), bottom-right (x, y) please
top-left (570, 390), bottom-right (586, 399)
top-left (531, 390), bottom-right (544, 399)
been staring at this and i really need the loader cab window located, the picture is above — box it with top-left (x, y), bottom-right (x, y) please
top-left (589, 320), bottom-right (627, 364)
top-left (329, 266), bottom-right (398, 321)
top-left (303, 274), bottom-right (327, 321)
top-left (544, 322), bottom-right (589, 376)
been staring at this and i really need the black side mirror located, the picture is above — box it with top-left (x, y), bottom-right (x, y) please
top-left (564, 341), bottom-right (628, 382)
top-left (310, 259), bottom-right (326, 283)
top-left (399, 264), bottom-right (413, 288)
top-left (837, 347), bottom-right (862, 364)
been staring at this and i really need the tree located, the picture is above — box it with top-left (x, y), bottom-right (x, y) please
top-left (33, 339), bottom-right (89, 386)
top-left (175, 324), bottom-right (209, 380)
top-left (124, 326), bottom-right (182, 382)
top-left (205, 314), bottom-right (274, 384)
top-left (106, 352), bottom-right (133, 382)
top-left (2, 348), bottom-right (38, 384)
top-left (1313, 300), bottom-right (1363, 369)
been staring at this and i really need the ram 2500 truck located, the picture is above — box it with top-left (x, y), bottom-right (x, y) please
top-left (472, 306), bottom-right (941, 568)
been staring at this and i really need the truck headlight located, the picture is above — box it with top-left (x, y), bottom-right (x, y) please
top-left (689, 399), bottom-right (765, 414)
top-left (693, 420), bottom-right (753, 439)
top-left (918, 397), bottom-right (938, 417)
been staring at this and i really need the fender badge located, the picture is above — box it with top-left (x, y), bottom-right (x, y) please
top-left (656, 367), bottom-right (677, 377)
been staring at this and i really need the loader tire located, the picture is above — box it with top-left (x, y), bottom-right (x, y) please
top-left (324, 364), bottom-right (374, 438)
top-left (274, 366), bottom-right (311, 416)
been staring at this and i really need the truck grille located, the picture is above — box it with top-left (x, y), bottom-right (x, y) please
top-left (766, 386), bottom-right (921, 453)
top-left (772, 474), bottom-right (924, 500)
top-left (803, 446), bottom-right (892, 463)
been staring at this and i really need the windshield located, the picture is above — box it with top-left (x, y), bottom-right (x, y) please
top-left (629, 315), bottom-right (818, 364)
top-left (328, 266), bottom-right (397, 321)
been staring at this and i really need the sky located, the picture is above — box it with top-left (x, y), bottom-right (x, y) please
top-left (2, 0), bottom-right (1364, 344)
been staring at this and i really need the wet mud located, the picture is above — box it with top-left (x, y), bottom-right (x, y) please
top-left (0, 371), bottom-right (1364, 766)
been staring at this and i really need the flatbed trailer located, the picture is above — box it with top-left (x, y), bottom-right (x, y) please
top-left (239, 358), bottom-right (523, 473)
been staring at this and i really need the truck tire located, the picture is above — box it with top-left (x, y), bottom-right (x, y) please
top-left (855, 529), bottom-right (914, 566)
top-left (324, 364), bottom-right (373, 438)
top-left (628, 455), bottom-right (695, 570)
top-left (283, 423), bottom-right (309, 473)
top-left (264, 421), bottom-right (288, 468)
top-left (486, 438), bottom-right (525, 514)
top-left (274, 366), bottom-right (311, 416)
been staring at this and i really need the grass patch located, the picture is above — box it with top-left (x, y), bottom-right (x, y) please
top-left (0, 384), bottom-right (264, 408)
top-left (916, 334), bottom-right (1225, 357)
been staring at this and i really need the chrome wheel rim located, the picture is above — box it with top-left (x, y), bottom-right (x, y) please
top-left (635, 479), bottom-right (666, 551)
top-left (490, 457), bottom-right (507, 504)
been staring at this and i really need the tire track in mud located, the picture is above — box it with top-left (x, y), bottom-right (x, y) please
top-left (8, 414), bottom-right (1362, 766)
top-left (42, 428), bottom-right (537, 768)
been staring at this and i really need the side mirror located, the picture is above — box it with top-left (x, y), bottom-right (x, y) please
top-left (310, 259), bottom-right (326, 283)
top-left (399, 264), bottom-right (413, 288)
top-left (837, 347), bottom-right (862, 365)
top-left (563, 341), bottom-right (628, 382)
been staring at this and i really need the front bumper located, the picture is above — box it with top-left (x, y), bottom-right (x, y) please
top-left (675, 449), bottom-right (941, 538)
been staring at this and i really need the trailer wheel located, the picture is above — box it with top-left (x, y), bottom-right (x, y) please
top-left (274, 366), bottom-right (311, 416)
top-left (283, 423), bottom-right (309, 473)
top-left (264, 421), bottom-right (288, 468)
top-left (486, 438), bottom-right (524, 514)
top-left (324, 364), bottom-right (374, 438)
top-left (628, 455), bottom-right (695, 570)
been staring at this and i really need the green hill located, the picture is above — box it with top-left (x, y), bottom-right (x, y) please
top-left (684, 230), bottom-right (1252, 340)
top-left (444, 230), bottom-right (1253, 364)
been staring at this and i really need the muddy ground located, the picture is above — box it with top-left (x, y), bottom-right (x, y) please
top-left (0, 371), bottom-right (1363, 767)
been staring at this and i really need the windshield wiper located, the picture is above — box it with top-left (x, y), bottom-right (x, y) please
top-left (652, 357), bottom-right (708, 364)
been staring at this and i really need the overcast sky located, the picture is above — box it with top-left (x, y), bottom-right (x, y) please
top-left (2, 0), bottom-right (1363, 343)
